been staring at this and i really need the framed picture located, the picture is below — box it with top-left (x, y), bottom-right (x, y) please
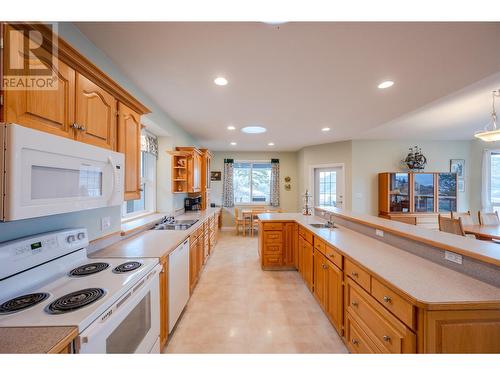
top-left (211, 171), bottom-right (222, 181)
top-left (457, 179), bottom-right (465, 193)
top-left (450, 159), bottom-right (465, 179)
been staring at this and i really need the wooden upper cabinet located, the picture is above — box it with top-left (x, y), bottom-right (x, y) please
top-left (117, 102), bottom-right (141, 201)
top-left (174, 147), bottom-right (203, 193)
top-left (4, 25), bottom-right (76, 138)
top-left (75, 73), bottom-right (117, 150)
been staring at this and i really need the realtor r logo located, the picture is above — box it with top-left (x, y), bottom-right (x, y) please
top-left (2, 23), bottom-right (59, 91)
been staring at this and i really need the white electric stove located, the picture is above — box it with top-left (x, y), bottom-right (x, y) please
top-left (0, 229), bottom-right (161, 353)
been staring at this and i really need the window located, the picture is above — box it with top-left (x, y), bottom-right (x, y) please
top-left (122, 149), bottom-right (157, 219)
top-left (316, 170), bottom-right (337, 206)
top-left (491, 152), bottom-right (500, 211)
top-left (233, 161), bottom-right (272, 204)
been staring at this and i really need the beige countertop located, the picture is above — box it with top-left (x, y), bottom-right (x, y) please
top-left (91, 208), bottom-right (221, 260)
top-left (258, 212), bottom-right (500, 307)
top-left (0, 326), bottom-right (78, 353)
top-left (316, 206), bottom-right (500, 267)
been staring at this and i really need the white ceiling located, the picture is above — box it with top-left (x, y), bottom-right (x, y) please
top-left (74, 22), bottom-right (500, 151)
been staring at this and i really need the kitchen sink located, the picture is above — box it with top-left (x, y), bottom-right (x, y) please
top-left (309, 223), bottom-right (336, 229)
top-left (152, 218), bottom-right (199, 230)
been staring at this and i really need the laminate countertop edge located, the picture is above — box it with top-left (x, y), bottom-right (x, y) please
top-left (0, 326), bottom-right (78, 354)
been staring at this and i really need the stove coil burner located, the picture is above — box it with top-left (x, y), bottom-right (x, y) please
top-left (69, 262), bottom-right (109, 277)
top-left (0, 292), bottom-right (50, 314)
top-left (113, 261), bottom-right (142, 273)
top-left (47, 288), bottom-right (105, 314)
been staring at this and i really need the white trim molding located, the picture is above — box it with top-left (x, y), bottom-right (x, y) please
top-left (308, 163), bottom-right (346, 209)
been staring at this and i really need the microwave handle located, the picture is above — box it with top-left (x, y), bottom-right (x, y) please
top-left (107, 156), bottom-right (118, 204)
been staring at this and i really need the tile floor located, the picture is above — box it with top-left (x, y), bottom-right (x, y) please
top-left (164, 231), bottom-right (348, 353)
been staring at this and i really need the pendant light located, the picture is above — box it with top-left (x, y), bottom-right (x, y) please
top-left (475, 90), bottom-right (500, 142)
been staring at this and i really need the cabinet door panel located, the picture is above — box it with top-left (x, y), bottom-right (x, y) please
top-left (326, 261), bottom-right (343, 334)
top-left (303, 241), bottom-right (314, 291)
top-left (313, 251), bottom-right (326, 307)
top-left (4, 25), bottom-right (75, 138)
top-left (117, 103), bottom-right (141, 201)
top-left (76, 73), bottom-right (117, 150)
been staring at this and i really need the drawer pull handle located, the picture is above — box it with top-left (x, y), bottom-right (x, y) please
top-left (383, 335), bottom-right (391, 342)
top-left (351, 300), bottom-right (358, 307)
top-left (383, 296), bottom-right (392, 303)
top-left (351, 271), bottom-right (359, 277)
top-left (351, 338), bottom-right (359, 345)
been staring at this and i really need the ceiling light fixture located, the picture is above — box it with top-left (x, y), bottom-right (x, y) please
top-left (230, 142), bottom-right (237, 146)
top-left (227, 125), bottom-right (236, 130)
top-left (378, 80), bottom-right (394, 89)
top-left (268, 142), bottom-right (275, 146)
top-left (241, 126), bottom-right (267, 134)
top-left (214, 77), bottom-right (228, 86)
top-left (475, 90), bottom-right (500, 142)
top-left (321, 127), bottom-right (331, 132)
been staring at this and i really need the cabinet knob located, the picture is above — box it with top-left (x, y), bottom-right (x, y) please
top-left (383, 296), bottom-right (392, 303)
top-left (322, 264), bottom-right (328, 269)
top-left (71, 123), bottom-right (80, 130)
top-left (383, 335), bottom-right (391, 342)
top-left (351, 300), bottom-right (358, 307)
top-left (79, 125), bottom-right (86, 131)
top-left (351, 271), bottom-right (358, 277)
top-left (351, 338), bottom-right (359, 345)
top-left (329, 253), bottom-right (334, 258)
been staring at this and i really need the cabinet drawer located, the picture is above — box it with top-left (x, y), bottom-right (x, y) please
top-left (345, 259), bottom-right (371, 291)
top-left (298, 226), bottom-right (313, 244)
top-left (263, 222), bottom-right (283, 231)
top-left (346, 279), bottom-right (415, 353)
top-left (324, 244), bottom-right (343, 270)
top-left (371, 278), bottom-right (415, 329)
top-left (264, 231), bottom-right (283, 243)
top-left (314, 237), bottom-right (325, 253)
top-left (264, 244), bottom-right (282, 254)
top-left (263, 254), bottom-right (282, 267)
top-left (346, 313), bottom-right (381, 354)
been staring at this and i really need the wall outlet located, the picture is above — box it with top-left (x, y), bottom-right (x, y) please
top-left (375, 229), bottom-right (384, 237)
top-left (101, 216), bottom-right (111, 230)
top-left (445, 251), bottom-right (463, 265)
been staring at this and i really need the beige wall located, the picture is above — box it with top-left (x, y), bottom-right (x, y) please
top-left (351, 140), bottom-right (472, 215)
top-left (211, 151), bottom-right (299, 227)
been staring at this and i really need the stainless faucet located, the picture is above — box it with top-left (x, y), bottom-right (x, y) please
top-left (327, 213), bottom-right (335, 228)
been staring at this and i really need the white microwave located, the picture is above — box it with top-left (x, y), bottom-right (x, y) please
top-left (0, 124), bottom-right (124, 221)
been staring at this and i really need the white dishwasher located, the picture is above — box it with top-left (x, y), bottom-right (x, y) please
top-left (168, 239), bottom-right (190, 333)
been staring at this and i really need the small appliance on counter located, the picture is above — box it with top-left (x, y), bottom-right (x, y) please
top-left (184, 195), bottom-right (202, 211)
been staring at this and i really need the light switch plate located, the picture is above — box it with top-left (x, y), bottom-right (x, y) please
top-left (101, 216), bottom-right (111, 230)
top-left (445, 251), bottom-right (463, 264)
top-left (375, 229), bottom-right (384, 237)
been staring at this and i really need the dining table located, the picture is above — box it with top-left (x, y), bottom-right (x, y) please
top-left (240, 208), bottom-right (281, 236)
top-left (463, 224), bottom-right (500, 241)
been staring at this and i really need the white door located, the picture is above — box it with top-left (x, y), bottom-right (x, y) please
top-left (314, 166), bottom-right (344, 209)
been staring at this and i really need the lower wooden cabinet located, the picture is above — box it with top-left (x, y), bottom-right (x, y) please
top-left (422, 309), bottom-right (500, 353)
top-left (345, 313), bottom-right (381, 354)
top-left (159, 256), bottom-right (169, 350)
top-left (189, 235), bottom-right (199, 294)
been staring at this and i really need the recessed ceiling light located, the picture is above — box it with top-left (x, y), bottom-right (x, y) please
top-left (230, 142), bottom-right (237, 146)
top-left (268, 142), bottom-right (275, 146)
top-left (241, 126), bottom-right (267, 134)
top-left (214, 77), bottom-right (228, 86)
top-left (227, 125), bottom-right (236, 130)
top-left (321, 127), bottom-right (331, 132)
top-left (378, 80), bottom-right (394, 89)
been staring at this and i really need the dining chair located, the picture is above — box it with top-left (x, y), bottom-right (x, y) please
top-left (250, 208), bottom-right (268, 236)
top-left (478, 211), bottom-right (500, 226)
top-left (451, 211), bottom-right (474, 226)
top-left (234, 207), bottom-right (244, 235)
top-left (438, 215), bottom-right (465, 236)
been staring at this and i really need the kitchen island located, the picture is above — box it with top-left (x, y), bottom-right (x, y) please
top-left (258, 211), bottom-right (500, 353)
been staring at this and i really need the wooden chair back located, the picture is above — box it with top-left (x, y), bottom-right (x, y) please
top-left (234, 207), bottom-right (240, 222)
top-left (438, 215), bottom-right (465, 236)
top-left (478, 211), bottom-right (500, 226)
top-left (451, 211), bottom-right (474, 226)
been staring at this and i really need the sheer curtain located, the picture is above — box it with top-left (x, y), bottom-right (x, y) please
top-left (222, 159), bottom-right (234, 207)
top-left (270, 159), bottom-right (280, 207)
top-left (481, 149), bottom-right (492, 211)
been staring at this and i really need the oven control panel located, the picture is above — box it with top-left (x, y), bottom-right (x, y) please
top-left (0, 228), bottom-right (89, 280)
